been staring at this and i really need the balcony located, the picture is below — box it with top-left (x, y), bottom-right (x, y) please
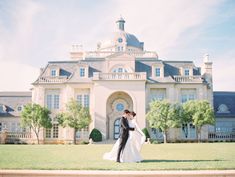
top-left (173, 76), bottom-right (203, 83)
top-left (38, 76), bottom-right (68, 83)
top-left (93, 72), bottom-right (146, 81)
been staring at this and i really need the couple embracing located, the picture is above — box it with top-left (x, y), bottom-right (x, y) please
top-left (103, 109), bottom-right (146, 163)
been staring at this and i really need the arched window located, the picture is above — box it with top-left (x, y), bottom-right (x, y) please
top-left (114, 118), bottom-right (121, 139)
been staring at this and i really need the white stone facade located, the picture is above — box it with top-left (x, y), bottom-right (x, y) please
top-left (31, 18), bottom-right (213, 143)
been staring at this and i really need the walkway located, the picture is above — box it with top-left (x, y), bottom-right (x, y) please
top-left (0, 170), bottom-right (235, 177)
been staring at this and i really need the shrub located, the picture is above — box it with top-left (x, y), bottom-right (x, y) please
top-left (78, 140), bottom-right (89, 145)
top-left (89, 128), bottom-right (102, 142)
top-left (142, 128), bottom-right (150, 141)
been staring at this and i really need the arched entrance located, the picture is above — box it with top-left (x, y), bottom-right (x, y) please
top-left (106, 91), bottom-right (133, 140)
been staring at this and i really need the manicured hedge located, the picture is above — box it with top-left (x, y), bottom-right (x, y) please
top-left (89, 128), bottom-right (102, 142)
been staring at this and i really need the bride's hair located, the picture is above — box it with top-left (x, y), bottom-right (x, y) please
top-left (130, 111), bottom-right (136, 117)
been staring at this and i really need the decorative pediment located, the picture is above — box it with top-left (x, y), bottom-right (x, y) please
top-left (217, 104), bottom-right (230, 113)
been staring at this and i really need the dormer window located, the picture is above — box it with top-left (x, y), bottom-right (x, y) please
top-left (181, 67), bottom-right (192, 76)
top-left (118, 38), bottom-right (123, 43)
top-left (152, 63), bottom-right (164, 78)
top-left (80, 68), bottom-right (85, 77)
top-left (184, 69), bottom-right (190, 76)
top-left (155, 68), bottom-right (161, 77)
top-left (51, 69), bottom-right (57, 77)
top-left (17, 105), bottom-right (23, 112)
top-left (217, 104), bottom-right (230, 113)
top-left (0, 104), bottom-right (6, 113)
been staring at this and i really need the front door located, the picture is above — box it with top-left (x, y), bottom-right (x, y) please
top-left (114, 118), bottom-right (121, 139)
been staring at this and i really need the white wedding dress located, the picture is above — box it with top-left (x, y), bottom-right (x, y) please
top-left (103, 119), bottom-right (146, 163)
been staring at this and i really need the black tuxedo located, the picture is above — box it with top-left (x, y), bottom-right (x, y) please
top-left (116, 116), bottom-right (135, 162)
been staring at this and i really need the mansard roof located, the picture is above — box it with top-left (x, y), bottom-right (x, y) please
top-left (33, 57), bottom-right (202, 85)
top-left (214, 92), bottom-right (235, 118)
top-left (0, 91), bottom-right (31, 117)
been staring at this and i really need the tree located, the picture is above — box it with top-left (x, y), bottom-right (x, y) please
top-left (57, 99), bottom-right (91, 144)
top-left (183, 100), bottom-right (215, 142)
top-left (21, 103), bottom-right (52, 144)
top-left (146, 100), bottom-right (183, 143)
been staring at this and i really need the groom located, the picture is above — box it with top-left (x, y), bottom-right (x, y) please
top-left (116, 109), bottom-right (135, 162)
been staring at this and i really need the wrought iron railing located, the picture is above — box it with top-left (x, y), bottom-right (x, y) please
top-left (208, 132), bottom-right (235, 141)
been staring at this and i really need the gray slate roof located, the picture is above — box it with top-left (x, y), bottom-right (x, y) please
top-left (214, 92), bottom-right (235, 118)
top-left (34, 56), bottom-right (202, 84)
top-left (0, 92), bottom-right (31, 117)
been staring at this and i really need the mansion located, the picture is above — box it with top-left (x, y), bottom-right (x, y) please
top-left (0, 17), bottom-right (234, 144)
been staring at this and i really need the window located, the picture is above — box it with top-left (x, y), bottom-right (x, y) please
top-left (77, 94), bottom-right (90, 108)
top-left (17, 105), bottom-right (23, 112)
top-left (181, 94), bottom-right (195, 103)
top-left (54, 95), bottom-right (60, 109)
top-left (155, 68), bottom-right (161, 77)
top-left (150, 88), bottom-right (166, 101)
top-left (0, 104), bottom-right (6, 113)
top-left (80, 68), bottom-right (85, 77)
top-left (77, 95), bottom-right (82, 105)
top-left (51, 69), bottom-right (56, 77)
top-left (181, 89), bottom-right (196, 103)
top-left (2, 122), bottom-right (7, 131)
top-left (116, 103), bottom-right (124, 112)
top-left (184, 69), bottom-right (190, 76)
top-left (46, 94), bottom-right (60, 110)
top-left (112, 68), bottom-right (127, 73)
top-left (53, 124), bottom-right (59, 138)
top-left (76, 126), bottom-right (89, 139)
top-left (11, 122), bottom-right (16, 132)
top-left (181, 123), bottom-right (196, 139)
top-left (46, 128), bottom-right (51, 138)
top-left (17, 123), bottom-right (21, 132)
top-left (188, 94), bottom-right (195, 101)
top-left (46, 95), bottom-right (52, 109)
top-left (0, 123), bottom-right (2, 132)
top-left (216, 121), bottom-right (235, 132)
top-left (84, 95), bottom-right (90, 108)
top-left (181, 95), bottom-right (188, 103)
top-left (46, 124), bottom-right (59, 138)
top-left (118, 38), bottom-right (123, 43)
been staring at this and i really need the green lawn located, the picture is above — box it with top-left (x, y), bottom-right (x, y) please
top-left (0, 143), bottom-right (234, 170)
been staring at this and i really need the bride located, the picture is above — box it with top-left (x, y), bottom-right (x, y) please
top-left (103, 111), bottom-right (146, 163)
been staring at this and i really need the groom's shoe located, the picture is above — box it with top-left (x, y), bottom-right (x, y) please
top-left (116, 158), bottom-right (120, 163)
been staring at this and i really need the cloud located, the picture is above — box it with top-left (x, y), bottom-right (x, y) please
top-left (111, 0), bottom-right (224, 57)
top-left (0, 0), bottom-right (234, 92)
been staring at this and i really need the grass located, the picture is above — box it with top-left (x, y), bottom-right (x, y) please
top-left (0, 143), bottom-right (235, 170)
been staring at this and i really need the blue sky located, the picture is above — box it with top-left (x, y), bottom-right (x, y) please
top-left (0, 0), bottom-right (235, 91)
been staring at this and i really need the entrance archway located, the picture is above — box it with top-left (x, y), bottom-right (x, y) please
top-left (106, 91), bottom-right (133, 140)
